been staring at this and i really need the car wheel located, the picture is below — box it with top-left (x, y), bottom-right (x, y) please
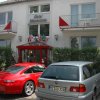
top-left (92, 89), bottom-right (97, 100)
top-left (23, 81), bottom-right (35, 96)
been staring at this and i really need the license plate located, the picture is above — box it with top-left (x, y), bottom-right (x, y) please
top-left (49, 85), bottom-right (66, 92)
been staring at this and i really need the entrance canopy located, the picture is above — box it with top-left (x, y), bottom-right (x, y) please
top-left (17, 41), bottom-right (52, 66)
top-left (17, 41), bottom-right (52, 49)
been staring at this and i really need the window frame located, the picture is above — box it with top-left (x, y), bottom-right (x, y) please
top-left (40, 4), bottom-right (50, 13)
top-left (29, 4), bottom-right (50, 14)
top-left (29, 23), bottom-right (50, 37)
top-left (70, 36), bottom-right (96, 48)
top-left (80, 3), bottom-right (96, 20)
top-left (0, 11), bottom-right (12, 26)
top-left (81, 36), bottom-right (96, 48)
top-left (0, 12), bottom-right (6, 25)
top-left (83, 63), bottom-right (96, 80)
top-left (0, 39), bottom-right (11, 47)
top-left (30, 6), bottom-right (39, 14)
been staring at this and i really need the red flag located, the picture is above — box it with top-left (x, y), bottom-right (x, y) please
top-left (59, 17), bottom-right (69, 27)
top-left (4, 21), bottom-right (12, 30)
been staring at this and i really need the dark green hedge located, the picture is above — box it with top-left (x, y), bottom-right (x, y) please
top-left (53, 47), bottom-right (100, 62)
top-left (0, 47), bottom-right (12, 69)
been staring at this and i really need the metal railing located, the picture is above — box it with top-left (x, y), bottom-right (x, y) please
top-left (60, 13), bottom-right (100, 29)
top-left (0, 20), bottom-right (17, 33)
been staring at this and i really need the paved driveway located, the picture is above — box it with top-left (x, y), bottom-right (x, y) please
top-left (0, 93), bottom-right (100, 100)
top-left (0, 93), bottom-right (39, 100)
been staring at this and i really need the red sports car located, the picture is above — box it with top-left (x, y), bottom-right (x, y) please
top-left (0, 62), bottom-right (45, 96)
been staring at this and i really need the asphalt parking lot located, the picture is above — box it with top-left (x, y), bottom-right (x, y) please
top-left (0, 93), bottom-right (100, 100)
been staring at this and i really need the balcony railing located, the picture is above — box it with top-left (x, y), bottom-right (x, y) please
top-left (0, 21), bottom-right (17, 39)
top-left (0, 20), bottom-right (17, 33)
top-left (60, 13), bottom-right (100, 29)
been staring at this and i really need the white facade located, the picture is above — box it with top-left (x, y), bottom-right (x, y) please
top-left (0, 0), bottom-right (100, 58)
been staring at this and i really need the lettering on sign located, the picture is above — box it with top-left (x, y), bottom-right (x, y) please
top-left (34, 14), bottom-right (43, 19)
top-left (30, 14), bottom-right (48, 22)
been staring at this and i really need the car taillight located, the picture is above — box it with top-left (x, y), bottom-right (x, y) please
top-left (4, 80), bottom-right (15, 83)
top-left (70, 84), bottom-right (86, 93)
top-left (38, 82), bottom-right (45, 88)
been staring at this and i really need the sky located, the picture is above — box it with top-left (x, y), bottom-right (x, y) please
top-left (0, 0), bottom-right (7, 2)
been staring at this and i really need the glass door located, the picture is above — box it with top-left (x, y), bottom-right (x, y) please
top-left (71, 5), bottom-right (79, 27)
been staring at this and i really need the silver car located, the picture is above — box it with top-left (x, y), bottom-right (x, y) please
top-left (36, 61), bottom-right (100, 100)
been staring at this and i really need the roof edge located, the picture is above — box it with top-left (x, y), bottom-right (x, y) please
top-left (0, 0), bottom-right (37, 6)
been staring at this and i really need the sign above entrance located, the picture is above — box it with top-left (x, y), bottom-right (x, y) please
top-left (29, 13), bottom-right (50, 24)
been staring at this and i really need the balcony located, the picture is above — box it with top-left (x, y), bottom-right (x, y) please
top-left (59, 13), bottom-right (100, 30)
top-left (0, 21), bottom-right (17, 39)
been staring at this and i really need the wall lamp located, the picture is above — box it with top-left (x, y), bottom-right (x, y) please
top-left (54, 34), bottom-right (59, 41)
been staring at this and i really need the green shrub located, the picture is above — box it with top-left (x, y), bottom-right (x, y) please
top-left (53, 47), bottom-right (99, 62)
top-left (0, 47), bottom-right (12, 70)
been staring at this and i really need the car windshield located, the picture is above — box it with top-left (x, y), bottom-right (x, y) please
top-left (41, 65), bottom-right (79, 81)
top-left (5, 65), bottom-right (24, 74)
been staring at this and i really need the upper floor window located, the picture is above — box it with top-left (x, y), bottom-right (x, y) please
top-left (81, 3), bottom-right (96, 19)
top-left (7, 12), bottom-right (13, 23)
top-left (0, 13), bottom-right (6, 25)
top-left (41, 5), bottom-right (50, 12)
top-left (0, 11), bottom-right (12, 25)
top-left (30, 6), bottom-right (39, 13)
top-left (71, 3), bottom-right (96, 26)
top-left (30, 4), bottom-right (50, 14)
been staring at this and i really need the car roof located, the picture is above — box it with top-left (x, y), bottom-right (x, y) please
top-left (50, 61), bottom-right (93, 67)
top-left (15, 62), bottom-right (42, 67)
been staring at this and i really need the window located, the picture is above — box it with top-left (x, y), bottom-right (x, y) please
top-left (5, 66), bottom-right (24, 74)
top-left (24, 68), bottom-right (33, 74)
top-left (30, 4), bottom-right (50, 13)
top-left (83, 66), bottom-right (91, 79)
top-left (81, 3), bottom-right (96, 19)
top-left (30, 6), bottom-right (39, 13)
top-left (83, 64), bottom-right (96, 79)
top-left (81, 36), bottom-right (96, 48)
top-left (7, 12), bottom-right (12, 23)
top-left (70, 36), bottom-right (96, 48)
top-left (0, 13), bottom-right (6, 25)
top-left (32, 66), bottom-right (45, 73)
top-left (71, 3), bottom-right (96, 27)
top-left (71, 37), bottom-right (79, 48)
top-left (24, 66), bottom-right (45, 74)
top-left (41, 5), bottom-right (50, 12)
top-left (0, 39), bottom-right (11, 47)
top-left (29, 25), bottom-right (38, 36)
top-left (41, 65), bottom-right (79, 81)
top-left (0, 12), bottom-right (12, 25)
top-left (40, 24), bottom-right (49, 36)
top-left (93, 62), bottom-right (100, 73)
top-left (29, 24), bottom-right (49, 36)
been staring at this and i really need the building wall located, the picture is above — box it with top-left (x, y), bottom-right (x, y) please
top-left (50, 0), bottom-right (99, 48)
top-left (0, 0), bottom-right (100, 55)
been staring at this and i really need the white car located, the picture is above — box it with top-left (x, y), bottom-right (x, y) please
top-left (36, 61), bottom-right (100, 100)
